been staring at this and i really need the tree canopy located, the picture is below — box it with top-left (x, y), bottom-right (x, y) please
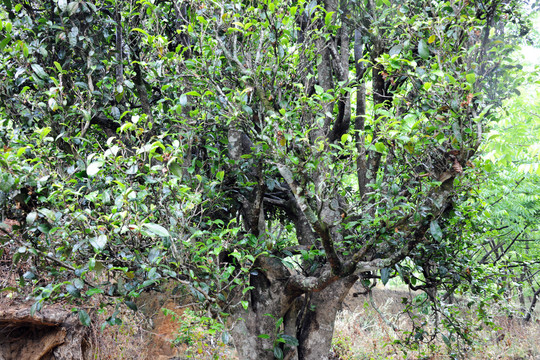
top-left (0, 0), bottom-right (538, 359)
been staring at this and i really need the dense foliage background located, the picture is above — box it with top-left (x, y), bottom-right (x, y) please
top-left (0, 0), bottom-right (539, 359)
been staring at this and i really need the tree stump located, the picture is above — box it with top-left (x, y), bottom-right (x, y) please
top-left (0, 304), bottom-right (89, 360)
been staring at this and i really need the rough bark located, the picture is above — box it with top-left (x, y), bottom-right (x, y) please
top-left (230, 259), bottom-right (358, 360)
top-left (354, 28), bottom-right (368, 198)
top-left (297, 275), bottom-right (358, 360)
top-left (524, 286), bottom-right (540, 322)
top-left (230, 256), bottom-right (295, 360)
top-left (0, 304), bottom-right (89, 360)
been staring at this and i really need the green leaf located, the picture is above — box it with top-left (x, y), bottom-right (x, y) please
top-left (115, 84), bottom-right (124, 102)
top-left (423, 82), bottom-right (432, 91)
top-left (143, 223), bottom-right (170, 238)
top-left (418, 39), bottom-right (429, 59)
top-left (86, 161), bottom-right (103, 176)
top-left (68, 26), bottom-right (78, 46)
top-left (466, 73), bottom-right (476, 84)
top-left (216, 170), bottom-right (225, 181)
top-left (58, 0), bottom-right (67, 12)
top-left (30, 300), bottom-right (43, 316)
top-left (131, 28), bottom-right (149, 36)
top-left (0, 36), bottom-right (11, 51)
top-left (148, 247), bottom-right (161, 263)
top-left (258, 334), bottom-right (270, 339)
top-left (31, 64), bottom-right (48, 79)
top-left (73, 278), bottom-right (84, 289)
top-left (111, 106), bottom-right (120, 119)
top-left (374, 142), bottom-right (387, 153)
top-left (79, 309), bottom-right (91, 326)
top-left (0, 173), bottom-right (14, 192)
top-left (48, 98), bottom-right (59, 111)
top-left (67, 1), bottom-right (79, 15)
top-left (89, 234), bottom-right (107, 251)
top-left (26, 212), bottom-right (37, 225)
top-left (66, 284), bottom-right (81, 298)
top-left (324, 11), bottom-right (334, 27)
top-left (54, 61), bottom-right (63, 73)
top-left (222, 331), bottom-right (231, 344)
top-left (430, 220), bottom-right (443, 241)
top-left (0, 35), bottom-right (11, 50)
top-left (476, 104), bottom-right (493, 120)
top-left (179, 94), bottom-right (188, 106)
top-left (125, 301), bottom-right (138, 311)
top-left (280, 334), bottom-right (299, 346)
top-left (38, 208), bottom-right (56, 222)
top-left (290, 6), bottom-right (297, 16)
top-left (86, 288), bottom-right (104, 296)
top-left (273, 345), bottom-right (283, 360)
top-left (389, 44), bottom-right (402, 56)
top-left (381, 267), bottom-right (390, 285)
top-left (442, 334), bottom-right (451, 347)
top-left (169, 162), bottom-right (183, 177)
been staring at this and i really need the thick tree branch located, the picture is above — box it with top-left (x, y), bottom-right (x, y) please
top-left (276, 162), bottom-right (343, 274)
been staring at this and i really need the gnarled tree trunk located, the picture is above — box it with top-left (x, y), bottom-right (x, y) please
top-left (296, 275), bottom-right (358, 360)
top-left (230, 256), bottom-right (358, 360)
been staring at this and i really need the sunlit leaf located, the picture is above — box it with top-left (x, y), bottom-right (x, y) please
top-left (466, 73), bottom-right (476, 84)
top-left (389, 44), bottom-right (402, 56)
top-left (31, 64), bottom-right (48, 79)
top-left (148, 247), bottom-right (161, 263)
top-left (216, 170), bottom-right (225, 181)
top-left (143, 223), bottom-right (170, 238)
top-left (58, 0), bottom-right (67, 12)
top-left (89, 234), bottom-right (107, 251)
top-left (86, 161), bottom-right (103, 176)
top-left (26, 212), bottom-right (37, 225)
